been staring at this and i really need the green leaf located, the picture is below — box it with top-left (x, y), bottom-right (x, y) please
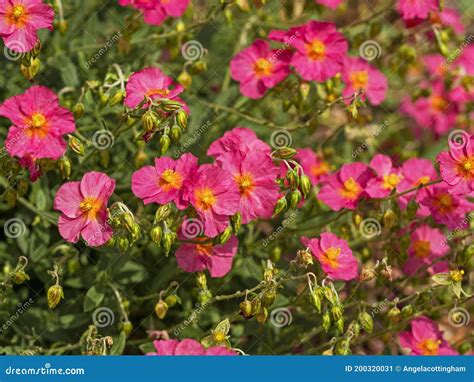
top-left (83, 285), bottom-right (105, 312)
top-left (110, 331), bottom-right (127, 355)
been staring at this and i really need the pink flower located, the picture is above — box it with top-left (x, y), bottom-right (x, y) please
top-left (295, 148), bottom-right (330, 185)
top-left (403, 225), bottom-right (449, 275)
top-left (18, 155), bottom-right (41, 181)
top-left (230, 39), bottom-right (291, 99)
top-left (131, 154), bottom-right (198, 209)
top-left (438, 7), bottom-right (465, 35)
top-left (118, 0), bottom-right (189, 26)
top-left (301, 232), bottom-right (358, 281)
top-left (318, 163), bottom-right (374, 211)
top-left (54, 172), bottom-right (116, 247)
top-left (342, 57), bottom-right (387, 105)
top-left (315, 0), bottom-right (343, 9)
top-left (207, 127), bottom-right (271, 158)
top-left (437, 132), bottom-right (473, 195)
top-left (184, 164), bottom-right (240, 237)
top-left (399, 316), bottom-right (457, 355)
top-left (396, 0), bottom-right (439, 21)
top-left (397, 158), bottom-right (438, 216)
top-left (269, 21), bottom-right (348, 82)
top-left (423, 54), bottom-right (447, 77)
top-left (216, 150), bottom-right (280, 224)
top-left (401, 80), bottom-right (459, 135)
top-left (420, 183), bottom-right (473, 229)
top-left (0, 0), bottom-right (54, 52)
top-left (0, 85), bottom-right (76, 160)
top-left (455, 45), bottom-right (474, 76)
top-left (149, 339), bottom-right (236, 356)
top-left (175, 236), bottom-right (238, 278)
top-left (124, 67), bottom-right (186, 109)
top-left (366, 154), bottom-right (402, 198)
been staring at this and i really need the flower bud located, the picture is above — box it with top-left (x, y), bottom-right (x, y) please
top-left (120, 321), bottom-right (133, 335)
top-left (196, 272), bottom-right (207, 290)
top-left (240, 300), bottom-right (253, 319)
top-left (215, 225), bottom-right (233, 245)
top-left (57, 19), bottom-right (68, 34)
top-left (68, 135), bottom-right (85, 156)
top-left (162, 231), bottom-right (176, 255)
top-left (47, 285), bottom-right (64, 309)
top-left (21, 58), bottom-right (41, 80)
top-left (230, 213), bottom-right (241, 233)
top-left (331, 305), bottom-right (343, 321)
top-left (159, 135), bottom-right (171, 156)
top-left (14, 270), bottom-right (30, 284)
top-left (383, 209), bottom-right (397, 229)
top-left (388, 306), bottom-right (401, 324)
top-left (160, 101), bottom-right (183, 112)
top-left (286, 170), bottom-right (299, 189)
top-left (189, 61), bottom-right (207, 74)
top-left (170, 125), bottom-right (181, 144)
top-left (360, 267), bottom-right (376, 282)
top-left (251, 298), bottom-right (262, 315)
top-left (198, 289), bottom-right (212, 304)
top-left (178, 71), bottom-right (192, 89)
top-left (155, 204), bottom-right (172, 223)
top-left (335, 317), bottom-right (344, 332)
top-left (353, 213), bottom-right (362, 226)
top-left (299, 82), bottom-right (311, 101)
top-left (274, 147), bottom-right (297, 159)
top-left (100, 92), bottom-right (110, 106)
top-left (379, 265), bottom-right (393, 281)
top-left (110, 90), bottom-right (125, 106)
top-left (142, 110), bottom-right (157, 132)
top-left (164, 294), bottom-right (179, 308)
top-left (155, 300), bottom-right (169, 319)
top-left (118, 237), bottom-right (129, 252)
top-left (176, 109), bottom-right (188, 130)
top-left (358, 311), bottom-right (373, 334)
top-left (150, 225), bottom-right (163, 245)
top-left (256, 306), bottom-right (268, 324)
top-left (406, 199), bottom-right (419, 218)
top-left (122, 213), bottom-right (135, 234)
top-left (272, 197), bottom-right (287, 216)
top-left (288, 190), bottom-right (302, 209)
top-left (309, 291), bottom-right (322, 313)
top-left (401, 304), bottom-right (413, 318)
top-left (300, 175), bottom-right (312, 197)
top-left (322, 311), bottom-right (331, 332)
top-left (262, 289), bottom-right (277, 307)
top-left (58, 156), bottom-right (72, 179)
top-left (73, 103), bottom-right (85, 119)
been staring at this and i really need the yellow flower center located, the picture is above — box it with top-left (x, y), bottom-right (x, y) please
top-left (457, 156), bottom-right (474, 179)
top-left (418, 338), bottom-right (441, 355)
top-left (413, 240), bottom-right (431, 258)
top-left (79, 197), bottom-right (102, 220)
top-left (430, 95), bottom-right (448, 113)
top-left (234, 172), bottom-right (255, 196)
top-left (414, 175), bottom-right (431, 186)
top-left (146, 88), bottom-right (170, 97)
top-left (349, 70), bottom-right (369, 90)
top-left (306, 39), bottom-right (326, 61)
top-left (434, 193), bottom-right (454, 214)
top-left (196, 243), bottom-right (213, 257)
top-left (339, 177), bottom-right (361, 200)
top-left (158, 169), bottom-right (183, 192)
top-left (310, 161), bottom-right (329, 178)
top-left (322, 247), bottom-right (341, 269)
top-left (6, 5), bottom-right (28, 27)
top-left (253, 58), bottom-right (273, 78)
top-left (382, 173), bottom-right (401, 190)
top-left (195, 187), bottom-right (216, 211)
top-left (25, 113), bottom-right (49, 139)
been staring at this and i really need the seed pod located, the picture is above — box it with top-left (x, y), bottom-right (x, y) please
top-left (358, 311), bottom-right (373, 334)
top-left (262, 289), bottom-right (277, 307)
top-left (256, 307), bottom-right (268, 324)
top-left (360, 267), bottom-right (376, 282)
top-left (240, 300), bottom-right (253, 319)
top-left (47, 285), bottom-right (64, 309)
top-left (155, 300), bottom-right (169, 319)
top-left (159, 135), bottom-right (171, 156)
top-left (14, 270), bottom-right (30, 284)
top-left (388, 307), bottom-right (401, 324)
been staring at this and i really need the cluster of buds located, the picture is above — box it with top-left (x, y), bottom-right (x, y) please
top-left (106, 203), bottom-right (141, 252)
top-left (17, 40), bottom-right (42, 80)
top-left (149, 204), bottom-right (178, 256)
top-left (308, 279), bottom-right (345, 333)
top-left (272, 155), bottom-right (312, 217)
top-left (360, 258), bottom-right (392, 282)
top-left (137, 99), bottom-right (188, 155)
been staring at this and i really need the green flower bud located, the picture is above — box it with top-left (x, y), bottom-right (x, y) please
top-left (14, 270), bottom-right (30, 284)
top-left (155, 204), bottom-right (172, 223)
top-left (251, 298), bottom-right (262, 315)
top-left (406, 199), bottom-right (419, 218)
top-left (142, 110), bottom-right (157, 132)
top-left (120, 321), bottom-right (133, 336)
top-left (401, 304), bottom-right (413, 319)
top-left (300, 175), bottom-right (312, 197)
top-left (335, 317), bottom-right (344, 332)
top-left (122, 213), bottom-right (135, 234)
top-left (288, 190), bottom-right (302, 209)
top-left (159, 135), bottom-right (171, 156)
top-left (58, 157), bottom-right (72, 179)
top-left (150, 225), bottom-right (163, 245)
top-left (256, 307), bottom-right (268, 324)
top-left (178, 71), bottom-right (192, 89)
top-left (73, 103), bottom-right (85, 119)
top-left (309, 291), bottom-right (322, 313)
top-left (162, 231), bottom-right (176, 255)
top-left (272, 197), bottom-right (288, 216)
top-left (160, 101), bottom-right (183, 112)
top-left (68, 135), bottom-right (85, 156)
top-left (262, 289), bottom-right (277, 307)
top-left (331, 305), bottom-right (343, 321)
top-left (322, 311), bottom-right (331, 332)
top-left (215, 225), bottom-right (233, 245)
top-left (118, 237), bottom-right (129, 252)
top-left (164, 294), bottom-right (179, 308)
top-left (383, 209), bottom-right (397, 229)
top-left (274, 147), bottom-right (297, 159)
top-left (170, 125), bottom-right (182, 144)
top-left (358, 311), bottom-right (373, 334)
top-left (155, 300), bottom-right (168, 319)
top-left (387, 306), bottom-right (401, 324)
top-left (286, 170), bottom-right (299, 189)
top-left (198, 289), bottom-right (212, 304)
top-left (47, 285), bottom-right (64, 309)
top-left (109, 90), bottom-right (125, 106)
top-left (196, 272), bottom-right (207, 290)
top-left (176, 109), bottom-right (188, 130)
top-left (231, 213), bottom-right (241, 233)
